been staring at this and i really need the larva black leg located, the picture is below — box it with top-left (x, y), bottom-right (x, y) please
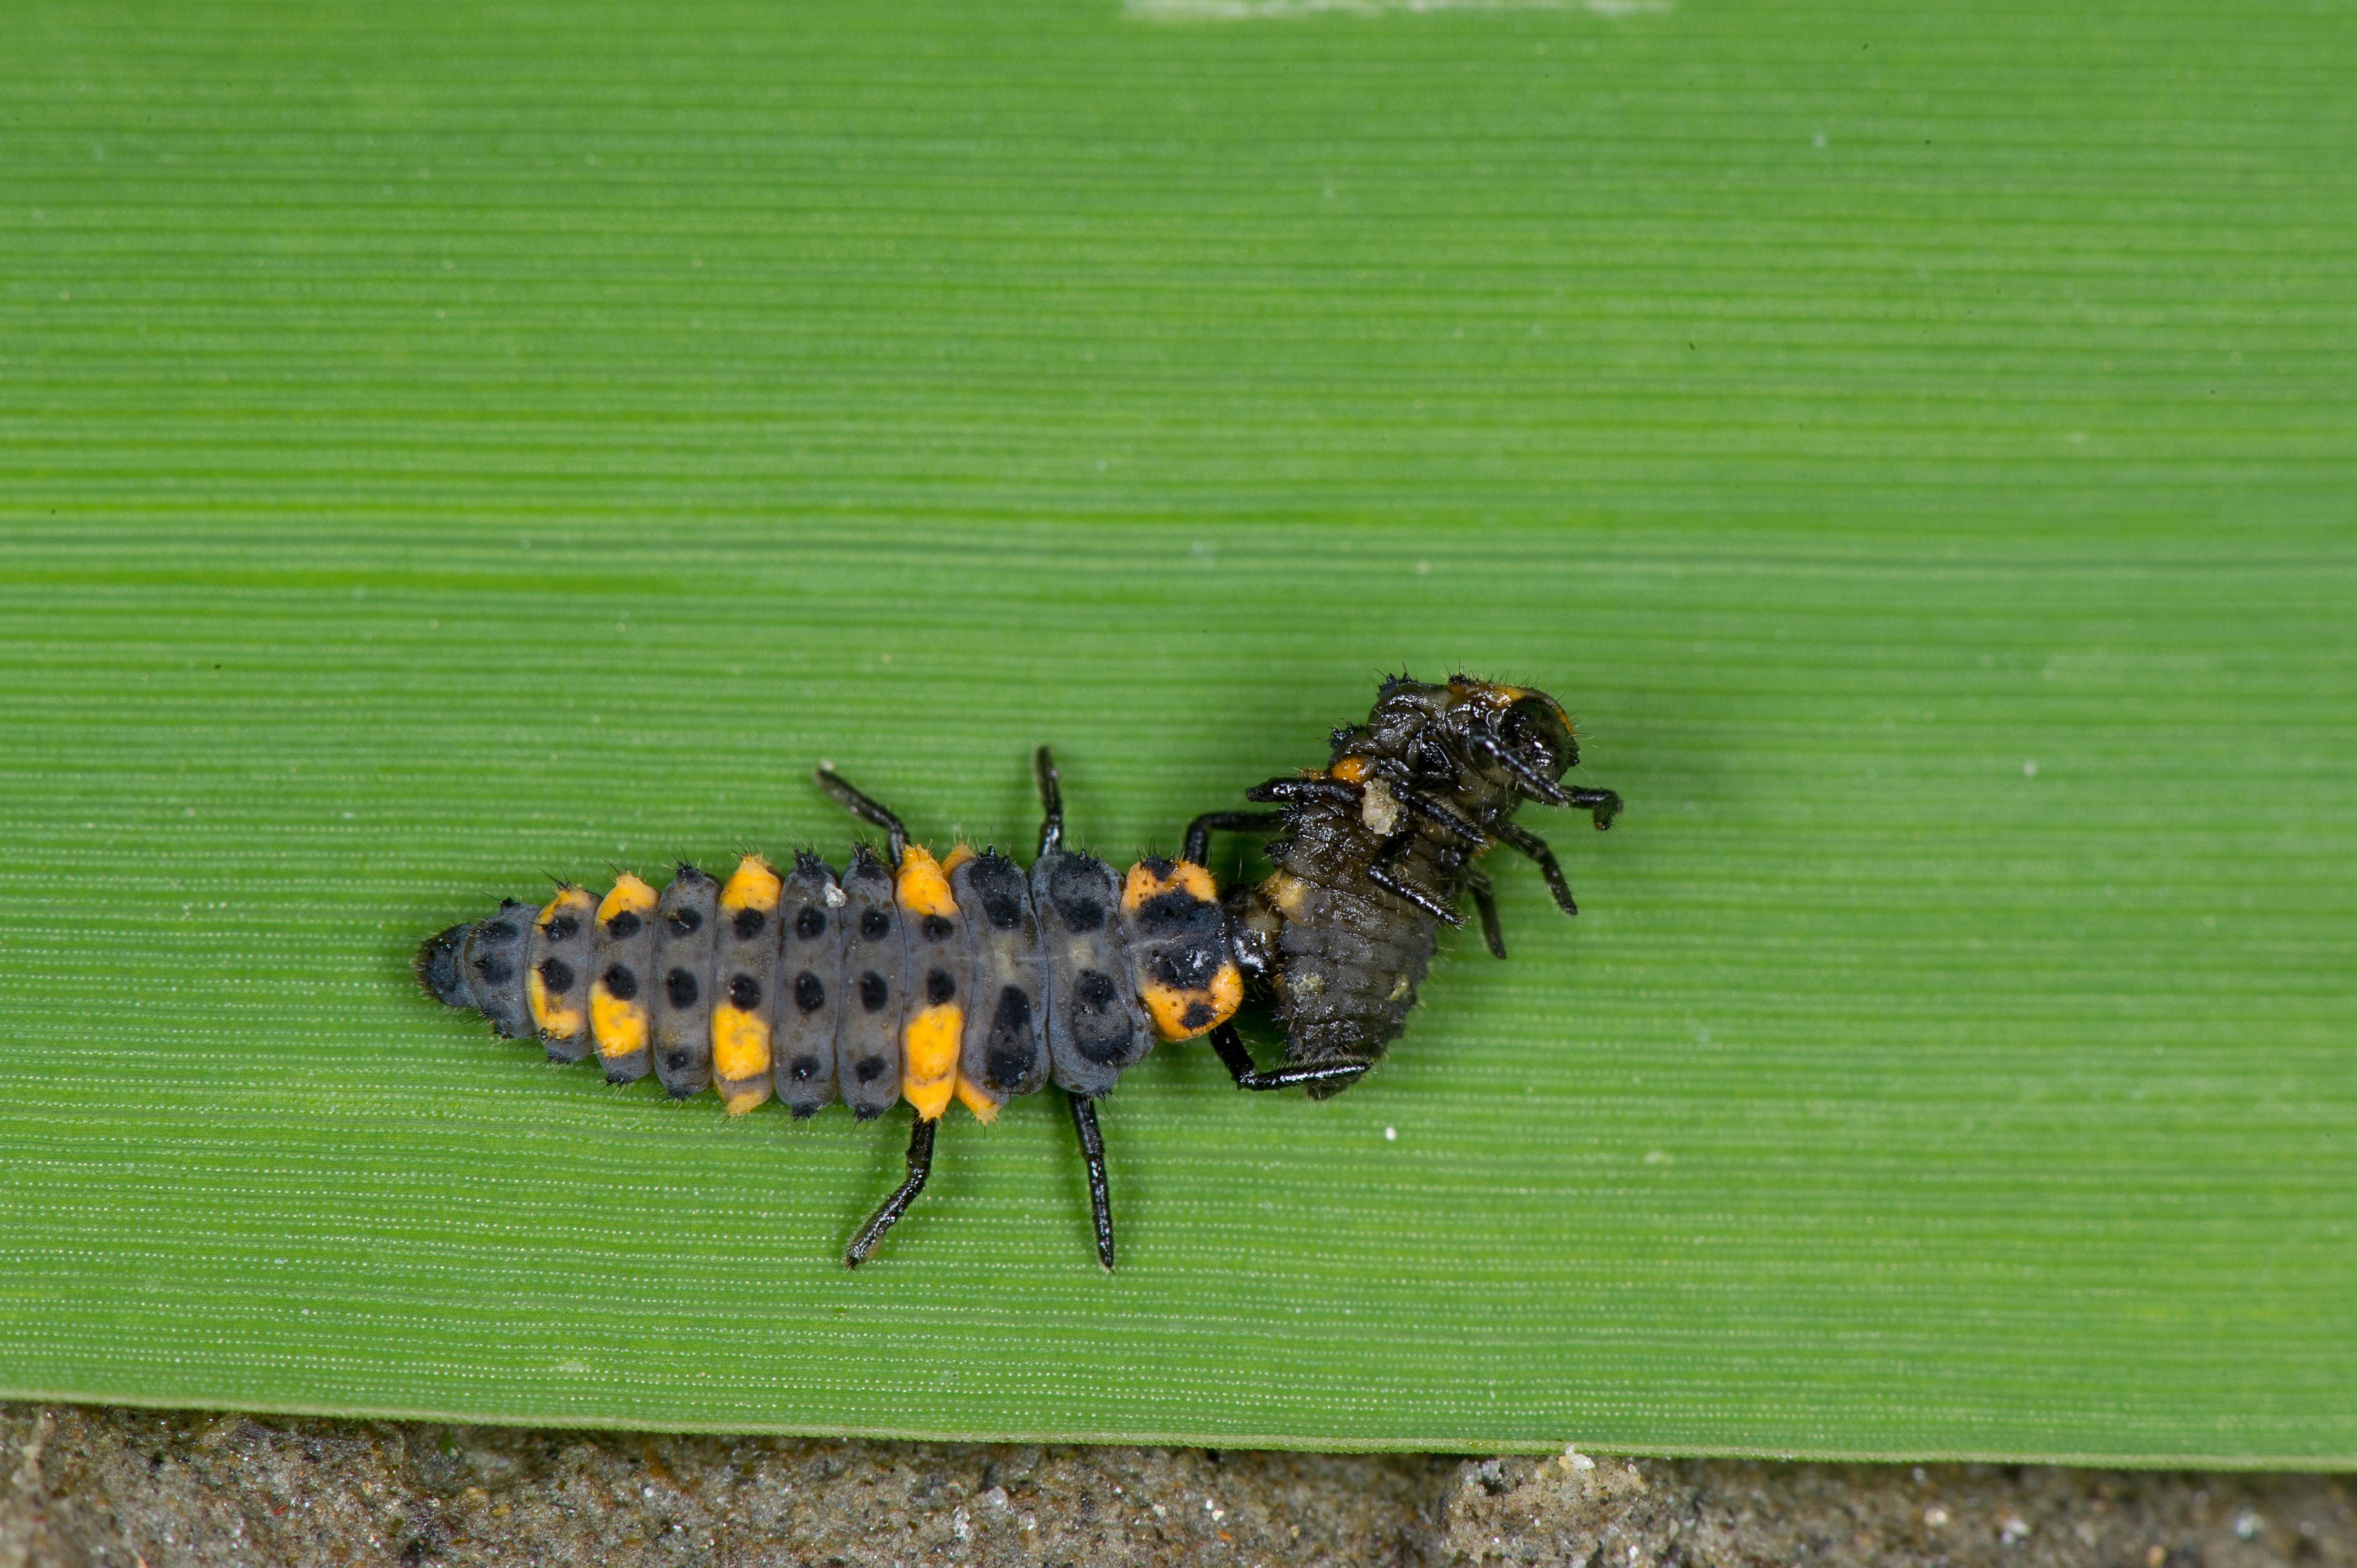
top-left (1466, 869), bottom-right (1507, 960)
top-left (1066, 1090), bottom-right (1115, 1272)
top-left (1243, 776), bottom-right (1362, 809)
top-left (1034, 745), bottom-right (1064, 858)
top-left (1473, 729), bottom-right (1574, 807)
top-left (815, 766), bottom-right (909, 869)
top-left (1183, 811), bottom-right (1284, 868)
top-left (845, 1113), bottom-right (937, 1268)
top-left (1382, 777), bottom-right (1489, 846)
top-left (1208, 1021), bottom-right (1371, 1092)
top-left (1567, 785), bottom-right (1623, 831)
top-left (1365, 832), bottom-right (1465, 926)
top-left (1495, 819), bottom-right (1578, 916)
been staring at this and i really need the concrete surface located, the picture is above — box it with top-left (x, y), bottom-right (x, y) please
top-left (2, 1404), bottom-right (2348, 1567)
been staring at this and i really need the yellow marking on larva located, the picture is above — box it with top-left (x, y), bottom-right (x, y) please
top-left (722, 1088), bottom-right (771, 1116)
top-left (896, 843), bottom-right (958, 919)
top-left (598, 873), bottom-right (656, 924)
top-left (1329, 755), bottom-right (1370, 784)
top-left (528, 968), bottom-right (585, 1040)
top-left (719, 854), bottom-right (781, 912)
top-left (1143, 960), bottom-right (1244, 1042)
top-left (539, 885), bottom-right (595, 928)
top-left (1266, 870), bottom-right (1312, 919)
top-left (591, 986), bottom-right (647, 1058)
top-left (939, 843), bottom-right (976, 875)
top-left (902, 1003), bottom-right (962, 1120)
top-left (953, 1075), bottom-right (1002, 1125)
top-left (712, 1005), bottom-right (771, 1084)
top-left (531, 887), bottom-right (595, 1038)
top-left (1123, 858), bottom-right (1218, 911)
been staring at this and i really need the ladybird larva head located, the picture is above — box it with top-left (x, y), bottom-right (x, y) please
top-left (415, 923), bottom-right (475, 1008)
top-left (1355, 672), bottom-right (1582, 807)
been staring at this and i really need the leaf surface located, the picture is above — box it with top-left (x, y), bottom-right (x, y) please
top-left (1, 0), bottom-right (2350, 1462)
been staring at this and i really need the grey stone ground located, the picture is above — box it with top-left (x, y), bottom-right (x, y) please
top-left (1, 1405), bottom-right (2348, 1567)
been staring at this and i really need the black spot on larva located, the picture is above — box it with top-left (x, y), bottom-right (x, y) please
top-left (855, 1055), bottom-right (887, 1084)
top-left (605, 910), bottom-right (642, 939)
top-left (858, 971), bottom-right (889, 1013)
top-left (790, 1102), bottom-right (816, 1121)
top-left (1074, 969), bottom-right (1119, 1012)
top-left (1152, 940), bottom-right (1221, 992)
top-left (732, 907), bottom-right (766, 941)
top-left (920, 914), bottom-right (954, 942)
top-left (665, 968), bottom-right (699, 1008)
top-left (860, 908), bottom-right (891, 941)
top-left (1075, 1013), bottom-right (1135, 1066)
top-left (481, 919), bottom-right (519, 942)
top-left (547, 914), bottom-right (581, 941)
top-left (984, 986), bottom-right (1035, 1090)
top-left (982, 891), bottom-right (1022, 930)
top-left (790, 1055), bottom-right (820, 1082)
top-left (853, 1103), bottom-right (881, 1122)
top-left (795, 906), bottom-right (826, 941)
top-left (926, 968), bottom-right (956, 1005)
top-left (1047, 861), bottom-right (1108, 931)
top-left (1136, 889), bottom-right (1216, 938)
top-left (472, 954), bottom-right (514, 986)
top-left (728, 974), bottom-right (760, 1009)
top-left (794, 971), bottom-right (826, 1013)
top-left (666, 906), bottom-right (702, 936)
top-left (666, 1051), bottom-right (690, 1070)
top-left (601, 964), bottom-right (639, 1002)
top-left (1181, 999), bottom-right (1215, 1030)
top-left (537, 957), bottom-right (576, 994)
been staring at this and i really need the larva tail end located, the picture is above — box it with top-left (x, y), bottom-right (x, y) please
top-left (414, 923), bottom-right (475, 1008)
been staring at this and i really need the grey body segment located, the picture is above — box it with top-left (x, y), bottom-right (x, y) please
top-left (649, 865), bottom-right (719, 1100)
top-left (713, 862), bottom-right (782, 1106)
top-left (950, 852), bottom-right (1049, 1106)
top-left (460, 900), bottom-right (536, 1039)
top-left (589, 883), bottom-right (656, 1083)
top-left (525, 886), bottom-right (598, 1062)
top-left (775, 854), bottom-right (845, 1118)
top-left (1032, 850), bottom-right (1151, 1099)
top-left (835, 847), bottom-right (904, 1120)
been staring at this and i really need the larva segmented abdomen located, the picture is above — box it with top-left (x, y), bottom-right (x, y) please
top-left (419, 843), bottom-right (1243, 1123)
